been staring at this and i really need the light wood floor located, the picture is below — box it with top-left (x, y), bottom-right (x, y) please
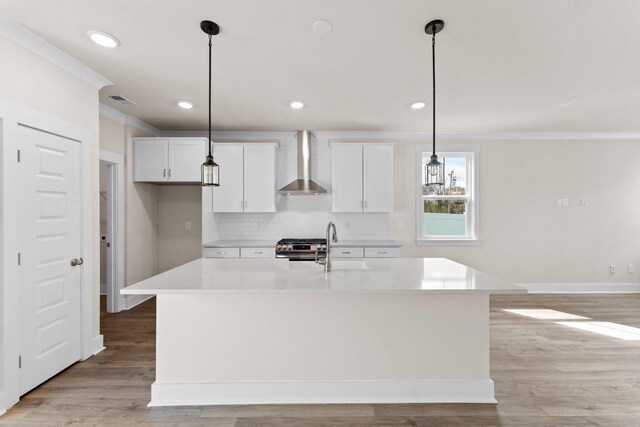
top-left (2, 294), bottom-right (639, 426)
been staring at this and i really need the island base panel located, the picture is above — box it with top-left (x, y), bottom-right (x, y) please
top-left (151, 293), bottom-right (495, 405)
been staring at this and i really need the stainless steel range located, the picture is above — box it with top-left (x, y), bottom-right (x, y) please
top-left (275, 238), bottom-right (327, 261)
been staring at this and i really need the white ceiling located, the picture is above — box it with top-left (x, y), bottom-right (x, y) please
top-left (2, 0), bottom-right (640, 132)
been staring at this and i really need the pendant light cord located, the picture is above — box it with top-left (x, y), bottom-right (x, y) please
top-left (208, 34), bottom-right (212, 157)
top-left (431, 27), bottom-right (436, 156)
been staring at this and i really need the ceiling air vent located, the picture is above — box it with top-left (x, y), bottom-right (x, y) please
top-left (108, 95), bottom-right (136, 106)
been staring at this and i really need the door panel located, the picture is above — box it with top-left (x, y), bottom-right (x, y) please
top-left (168, 140), bottom-right (204, 182)
top-left (18, 125), bottom-right (82, 395)
top-left (211, 145), bottom-right (244, 213)
top-left (331, 145), bottom-right (363, 212)
top-left (243, 145), bottom-right (276, 212)
top-left (134, 139), bottom-right (168, 182)
top-left (363, 145), bottom-right (394, 212)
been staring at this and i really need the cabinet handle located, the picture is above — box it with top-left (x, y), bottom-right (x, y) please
top-left (378, 251), bottom-right (387, 254)
top-left (342, 251), bottom-right (351, 254)
top-left (254, 251), bottom-right (263, 254)
top-left (217, 251), bottom-right (226, 255)
top-left (244, 201), bottom-right (248, 208)
top-left (168, 168), bottom-right (172, 178)
top-left (163, 169), bottom-right (166, 177)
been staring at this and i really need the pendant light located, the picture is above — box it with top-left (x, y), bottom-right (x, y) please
top-left (423, 19), bottom-right (445, 187)
top-left (201, 20), bottom-right (220, 187)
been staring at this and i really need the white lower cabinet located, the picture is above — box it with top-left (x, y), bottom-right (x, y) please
top-left (203, 248), bottom-right (240, 258)
top-left (364, 247), bottom-right (401, 258)
top-left (331, 247), bottom-right (365, 258)
top-left (240, 247), bottom-right (276, 258)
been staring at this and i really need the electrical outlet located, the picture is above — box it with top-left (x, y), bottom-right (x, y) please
top-left (580, 199), bottom-right (587, 207)
top-left (628, 265), bottom-right (635, 274)
top-left (557, 198), bottom-right (563, 207)
top-left (185, 221), bottom-right (192, 230)
top-left (562, 198), bottom-right (569, 207)
top-left (610, 265), bottom-right (616, 274)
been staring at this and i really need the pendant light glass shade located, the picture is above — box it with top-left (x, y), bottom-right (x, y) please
top-left (201, 153), bottom-right (219, 186)
top-left (424, 154), bottom-right (444, 187)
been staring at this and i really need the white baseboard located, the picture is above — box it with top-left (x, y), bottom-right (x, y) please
top-left (124, 294), bottom-right (153, 310)
top-left (83, 335), bottom-right (105, 360)
top-left (523, 283), bottom-right (640, 293)
top-left (149, 379), bottom-right (496, 406)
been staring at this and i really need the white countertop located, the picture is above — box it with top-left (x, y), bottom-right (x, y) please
top-left (122, 257), bottom-right (524, 295)
top-left (203, 239), bottom-right (402, 248)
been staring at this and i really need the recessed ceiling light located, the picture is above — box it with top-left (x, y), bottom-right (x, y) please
top-left (178, 101), bottom-right (193, 109)
top-left (87, 30), bottom-right (120, 48)
top-left (411, 101), bottom-right (426, 110)
top-left (290, 101), bottom-right (305, 109)
top-left (312, 20), bottom-right (332, 34)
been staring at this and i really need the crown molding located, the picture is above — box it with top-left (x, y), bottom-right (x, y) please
top-left (0, 13), bottom-right (112, 90)
top-left (160, 130), bottom-right (640, 141)
top-left (99, 103), bottom-right (161, 136)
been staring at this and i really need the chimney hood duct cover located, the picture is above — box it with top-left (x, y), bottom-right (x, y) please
top-left (279, 131), bottom-right (327, 195)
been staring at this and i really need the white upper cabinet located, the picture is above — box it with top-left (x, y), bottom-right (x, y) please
top-left (363, 145), bottom-right (394, 212)
top-left (134, 138), bottom-right (205, 183)
top-left (211, 145), bottom-right (244, 213)
top-left (331, 143), bottom-right (394, 213)
top-left (134, 139), bottom-right (169, 182)
top-left (331, 144), bottom-right (363, 212)
top-left (243, 145), bottom-right (276, 213)
top-left (212, 143), bottom-right (277, 213)
top-left (168, 140), bottom-right (204, 182)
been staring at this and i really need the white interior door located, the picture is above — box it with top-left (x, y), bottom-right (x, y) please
top-left (243, 145), bottom-right (276, 212)
top-left (134, 139), bottom-right (168, 182)
top-left (168, 140), bottom-right (204, 182)
top-left (211, 145), bottom-right (244, 213)
top-left (17, 125), bottom-right (82, 395)
top-left (331, 144), bottom-right (363, 212)
top-left (363, 145), bottom-right (394, 212)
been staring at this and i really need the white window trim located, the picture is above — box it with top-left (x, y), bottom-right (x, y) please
top-left (415, 144), bottom-right (480, 246)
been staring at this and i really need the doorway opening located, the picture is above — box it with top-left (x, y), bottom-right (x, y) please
top-left (99, 149), bottom-right (125, 313)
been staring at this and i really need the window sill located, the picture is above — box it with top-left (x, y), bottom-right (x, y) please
top-left (416, 239), bottom-right (480, 247)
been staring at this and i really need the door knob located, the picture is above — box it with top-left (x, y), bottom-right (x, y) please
top-left (70, 258), bottom-right (84, 266)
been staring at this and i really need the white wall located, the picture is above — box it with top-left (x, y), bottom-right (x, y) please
top-left (98, 115), bottom-right (159, 292)
top-left (390, 138), bottom-right (640, 285)
top-left (158, 186), bottom-right (202, 272)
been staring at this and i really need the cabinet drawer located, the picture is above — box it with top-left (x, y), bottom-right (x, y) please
top-left (331, 247), bottom-right (364, 258)
top-left (364, 247), bottom-right (400, 258)
top-left (203, 247), bottom-right (240, 258)
top-left (240, 247), bottom-right (275, 258)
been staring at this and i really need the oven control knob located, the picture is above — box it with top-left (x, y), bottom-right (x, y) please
top-left (276, 244), bottom-right (282, 250)
top-left (287, 245), bottom-right (293, 250)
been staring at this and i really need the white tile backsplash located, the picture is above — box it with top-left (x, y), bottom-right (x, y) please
top-left (203, 135), bottom-right (389, 242)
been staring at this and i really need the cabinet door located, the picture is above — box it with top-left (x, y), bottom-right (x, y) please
top-left (243, 145), bottom-right (276, 212)
top-left (363, 145), bottom-right (394, 212)
top-left (134, 139), bottom-right (168, 182)
top-left (212, 145), bottom-right (244, 212)
top-left (331, 145), bottom-right (363, 212)
top-left (168, 139), bottom-right (205, 182)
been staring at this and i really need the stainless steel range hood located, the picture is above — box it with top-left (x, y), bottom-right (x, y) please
top-left (278, 130), bottom-right (327, 195)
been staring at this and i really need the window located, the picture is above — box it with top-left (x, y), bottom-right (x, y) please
top-left (416, 145), bottom-right (479, 244)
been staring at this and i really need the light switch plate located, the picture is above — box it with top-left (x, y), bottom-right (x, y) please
top-left (185, 221), bottom-right (192, 230)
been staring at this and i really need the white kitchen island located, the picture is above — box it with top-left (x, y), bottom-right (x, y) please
top-left (122, 257), bottom-right (525, 406)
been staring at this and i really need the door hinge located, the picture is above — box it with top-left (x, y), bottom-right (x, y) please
top-left (19, 355), bottom-right (22, 369)
top-left (17, 149), bottom-right (21, 163)
top-left (18, 252), bottom-right (21, 265)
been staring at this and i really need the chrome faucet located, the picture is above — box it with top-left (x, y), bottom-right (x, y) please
top-left (316, 221), bottom-right (338, 272)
